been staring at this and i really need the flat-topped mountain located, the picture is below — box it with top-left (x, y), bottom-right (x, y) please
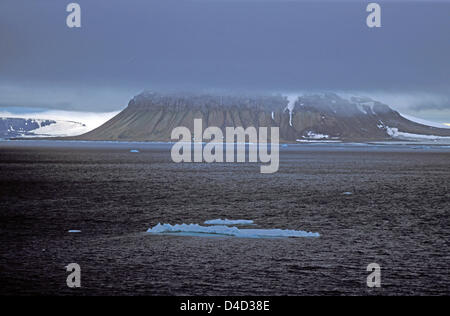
top-left (72, 92), bottom-right (450, 142)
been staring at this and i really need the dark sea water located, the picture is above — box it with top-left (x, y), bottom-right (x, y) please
top-left (0, 141), bottom-right (449, 296)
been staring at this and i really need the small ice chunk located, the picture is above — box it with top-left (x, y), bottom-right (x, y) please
top-left (342, 192), bottom-right (353, 195)
top-left (68, 230), bottom-right (81, 233)
top-left (130, 149), bottom-right (140, 153)
top-left (204, 219), bottom-right (254, 225)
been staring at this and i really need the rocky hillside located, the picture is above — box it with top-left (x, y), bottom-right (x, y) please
top-left (72, 92), bottom-right (450, 142)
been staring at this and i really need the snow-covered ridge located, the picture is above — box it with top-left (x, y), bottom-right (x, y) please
top-left (0, 108), bottom-right (119, 138)
top-left (146, 223), bottom-right (320, 238)
top-left (24, 120), bottom-right (89, 137)
top-left (400, 113), bottom-right (450, 129)
top-left (0, 117), bottom-right (89, 138)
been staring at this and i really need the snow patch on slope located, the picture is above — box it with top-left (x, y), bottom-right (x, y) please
top-left (350, 97), bottom-right (377, 115)
top-left (304, 131), bottom-right (330, 139)
top-left (285, 95), bottom-right (298, 127)
top-left (386, 126), bottom-right (450, 141)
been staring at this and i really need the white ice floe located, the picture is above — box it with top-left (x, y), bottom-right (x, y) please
top-left (68, 230), bottom-right (81, 233)
top-left (146, 223), bottom-right (320, 238)
top-left (204, 219), bottom-right (254, 225)
top-left (130, 149), bottom-right (140, 153)
top-left (386, 126), bottom-right (450, 141)
top-left (296, 140), bottom-right (342, 143)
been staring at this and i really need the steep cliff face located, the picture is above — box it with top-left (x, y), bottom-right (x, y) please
top-left (76, 92), bottom-right (288, 141)
top-left (74, 92), bottom-right (450, 142)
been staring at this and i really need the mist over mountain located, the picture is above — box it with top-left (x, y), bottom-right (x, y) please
top-left (71, 92), bottom-right (450, 142)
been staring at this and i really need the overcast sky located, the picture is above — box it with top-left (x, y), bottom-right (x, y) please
top-left (0, 0), bottom-right (449, 121)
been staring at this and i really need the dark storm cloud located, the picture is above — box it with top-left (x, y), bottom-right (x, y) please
top-left (0, 0), bottom-right (449, 113)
